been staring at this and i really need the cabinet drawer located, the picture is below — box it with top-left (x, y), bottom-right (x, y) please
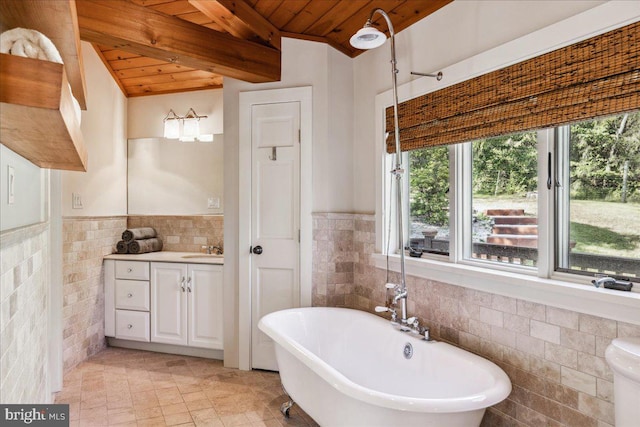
top-left (115, 280), bottom-right (150, 311)
top-left (115, 261), bottom-right (149, 281)
top-left (115, 310), bottom-right (150, 342)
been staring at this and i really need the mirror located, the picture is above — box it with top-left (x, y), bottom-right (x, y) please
top-left (127, 137), bottom-right (223, 215)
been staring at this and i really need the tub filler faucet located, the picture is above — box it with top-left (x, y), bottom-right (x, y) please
top-left (406, 317), bottom-right (432, 341)
top-left (390, 283), bottom-right (413, 332)
top-left (375, 304), bottom-right (398, 323)
top-left (375, 283), bottom-right (406, 325)
top-left (375, 283), bottom-right (433, 341)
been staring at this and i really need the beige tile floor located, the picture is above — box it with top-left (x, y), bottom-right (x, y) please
top-left (55, 347), bottom-right (319, 427)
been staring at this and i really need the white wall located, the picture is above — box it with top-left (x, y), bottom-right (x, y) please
top-left (225, 38), bottom-right (354, 214)
top-left (128, 89), bottom-right (223, 138)
top-left (352, 0), bottom-right (606, 212)
top-left (222, 37), bottom-right (354, 366)
top-left (62, 42), bottom-right (128, 217)
top-left (327, 47), bottom-right (355, 212)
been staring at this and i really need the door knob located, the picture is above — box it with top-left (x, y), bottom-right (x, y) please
top-left (252, 245), bottom-right (263, 255)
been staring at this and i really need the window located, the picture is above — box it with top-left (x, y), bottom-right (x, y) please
top-left (408, 146), bottom-right (450, 256)
top-left (404, 111), bottom-right (640, 281)
top-left (469, 132), bottom-right (538, 267)
top-left (555, 112), bottom-right (640, 278)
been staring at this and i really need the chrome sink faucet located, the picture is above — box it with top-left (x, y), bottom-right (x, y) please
top-left (202, 245), bottom-right (223, 255)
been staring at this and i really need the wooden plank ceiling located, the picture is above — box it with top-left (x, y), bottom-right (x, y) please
top-left (86, 0), bottom-right (452, 97)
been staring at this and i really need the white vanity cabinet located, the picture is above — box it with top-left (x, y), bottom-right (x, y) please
top-left (104, 260), bottom-right (151, 342)
top-left (104, 255), bottom-right (223, 354)
top-left (151, 262), bottom-right (223, 349)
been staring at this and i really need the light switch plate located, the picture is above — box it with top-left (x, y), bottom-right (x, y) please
top-left (207, 196), bottom-right (220, 209)
top-left (72, 193), bottom-right (83, 209)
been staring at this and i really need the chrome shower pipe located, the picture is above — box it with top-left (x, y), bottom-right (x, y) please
top-left (366, 8), bottom-right (408, 324)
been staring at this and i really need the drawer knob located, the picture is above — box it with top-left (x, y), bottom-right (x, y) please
top-left (127, 268), bottom-right (133, 273)
top-left (127, 293), bottom-right (133, 298)
top-left (127, 324), bottom-right (133, 329)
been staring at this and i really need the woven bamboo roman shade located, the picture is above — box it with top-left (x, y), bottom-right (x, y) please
top-left (385, 20), bottom-right (640, 153)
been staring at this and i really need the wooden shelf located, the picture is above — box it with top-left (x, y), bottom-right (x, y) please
top-left (0, 0), bottom-right (88, 171)
top-left (0, 53), bottom-right (87, 171)
top-left (0, 0), bottom-right (87, 109)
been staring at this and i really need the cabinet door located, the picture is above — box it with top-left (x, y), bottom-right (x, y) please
top-left (188, 264), bottom-right (224, 349)
top-left (151, 262), bottom-right (188, 346)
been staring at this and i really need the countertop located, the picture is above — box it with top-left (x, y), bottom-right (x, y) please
top-left (104, 251), bottom-right (223, 265)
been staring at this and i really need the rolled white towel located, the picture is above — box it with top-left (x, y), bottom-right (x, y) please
top-left (1, 27), bottom-right (81, 123)
top-left (0, 27), bottom-right (63, 63)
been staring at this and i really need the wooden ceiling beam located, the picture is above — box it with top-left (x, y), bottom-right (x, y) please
top-left (188, 0), bottom-right (281, 50)
top-left (76, 0), bottom-right (280, 83)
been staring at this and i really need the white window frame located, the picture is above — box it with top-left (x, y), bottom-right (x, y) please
top-left (459, 135), bottom-right (542, 276)
top-left (373, 2), bottom-right (640, 325)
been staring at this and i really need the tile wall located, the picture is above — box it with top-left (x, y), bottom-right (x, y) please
top-left (127, 215), bottom-right (224, 253)
top-left (62, 216), bottom-right (127, 372)
top-left (313, 212), bottom-right (640, 427)
top-left (312, 213), bottom-right (356, 307)
top-left (0, 222), bottom-right (50, 403)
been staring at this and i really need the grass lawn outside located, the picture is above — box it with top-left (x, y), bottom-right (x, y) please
top-left (473, 195), bottom-right (640, 259)
top-left (569, 200), bottom-right (640, 258)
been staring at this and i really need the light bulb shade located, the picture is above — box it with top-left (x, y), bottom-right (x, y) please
top-left (350, 26), bottom-right (387, 49)
top-left (182, 118), bottom-right (200, 138)
top-left (163, 119), bottom-right (180, 139)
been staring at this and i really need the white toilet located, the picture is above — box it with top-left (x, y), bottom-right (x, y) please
top-left (605, 337), bottom-right (640, 427)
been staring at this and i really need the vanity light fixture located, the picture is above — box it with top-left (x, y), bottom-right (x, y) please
top-left (163, 108), bottom-right (209, 141)
top-left (163, 109), bottom-right (181, 139)
top-left (182, 108), bottom-right (205, 138)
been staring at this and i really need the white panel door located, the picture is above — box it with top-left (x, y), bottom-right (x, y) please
top-left (188, 264), bottom-right (224, 350)
top-left (251, 101), bottom-right (301, 371)
top-left (151, 262), bottom-right (188, 346)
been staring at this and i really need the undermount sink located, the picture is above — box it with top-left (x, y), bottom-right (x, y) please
top-left (182, 254), bottom-right (223, 259)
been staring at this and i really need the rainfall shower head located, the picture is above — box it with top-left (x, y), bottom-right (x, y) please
top-left (349, 22), bottom-right (387, 49)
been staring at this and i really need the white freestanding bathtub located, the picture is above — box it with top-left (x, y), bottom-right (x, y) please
top-left (259, 307), bottom-right (511, 427)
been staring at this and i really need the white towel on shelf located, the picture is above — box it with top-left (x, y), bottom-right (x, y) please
top-left (1, 27), bottom-right (81, 124)
top-left (0, 27), bottom-right (63, 63)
